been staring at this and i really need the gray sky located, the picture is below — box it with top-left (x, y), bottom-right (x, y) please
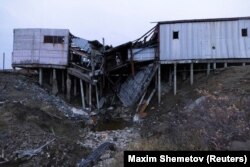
top-left (1, 0), bottom-right (250, 69)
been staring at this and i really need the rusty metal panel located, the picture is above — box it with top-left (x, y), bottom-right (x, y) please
top-left (160, 19), bottom-right (250, 61)
top-left (13, 28), bottom-right (69, 67)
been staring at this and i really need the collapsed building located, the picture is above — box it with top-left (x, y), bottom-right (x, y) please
top-left (12, 16), bottom-right (250, 114)
top-left (12, 28), bottom-right (160, 114)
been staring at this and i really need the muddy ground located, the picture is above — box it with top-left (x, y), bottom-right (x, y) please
top-left (0, 66), bottom-right (250, 166)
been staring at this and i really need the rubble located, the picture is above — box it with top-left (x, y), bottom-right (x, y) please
top-left (81, 127), bottom-right (140, 150)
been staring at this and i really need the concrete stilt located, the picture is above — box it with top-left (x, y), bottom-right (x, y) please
top-left (213, 62), bottom-right (216, 70)
top-left (74, 78), bottom-right (77, 96)
top-left (207, 63), bottom-right (210, 75)
top-left (89, 83), bottom-right (92, 109)
top-left (190, 63), bottom-right (193, 85)
top-left (62, 70), bottom-right (65, 93)
top-left (174, 63), bottom-right (177, 95)
top-left (85, 83), bottom-right (89, 106)
top-left (80, 79), bottom-right (85, 109)
top-left (158, 63), bottom-right (161, 105)
top-left (39, 68), bottom-right (43, 86)
top-left (95, 85), bottom-right (100, 109)
top-left (224, 62), bottom-right (227, 68)
top-left (242, 62), bottom-right (246, 66)
top-left (66, 73), bottom-right (71, 101)
top-left (52, 69), bottom-right (58, 95)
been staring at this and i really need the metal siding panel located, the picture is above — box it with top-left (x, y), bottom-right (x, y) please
top-left (160, 19), bottom-right (250, 61)
top-left (13, 50), bottom-right (40, 64)
top-left (160, 24), bottom-right (167, 60)
top-left (239, 20), bottom-right (247, 58)
top-left (172, 24), bottom-right (181, 60)
top-left (40, 43), bottom-right (68, 51)
top-left (129, 48), bottom-right (156, 61)
top-left (226, 22), bottom-right (234, 58)
top-left (40, 29), bottom-right (69, 37)
top-left (246, 21), bottom-right (250, 56)
top-left (13, 29), bottom-right (69, 66)
top-left (192, 23), bottom-right (199, 59)
top-left (39, 50), bottom-right (68, 65)
top-left (166, 26), bottom-right (172, 60)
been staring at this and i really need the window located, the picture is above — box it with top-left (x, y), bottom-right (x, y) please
top-left (173, 31), bottom-right (179, 39)
top-left (44, 36), bottom-right (64, 44)
top-left (242, 28), bottom-right (248, 37)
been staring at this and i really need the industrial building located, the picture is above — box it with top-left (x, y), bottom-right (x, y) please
top-left (12, 16), bottom-right (250, 114)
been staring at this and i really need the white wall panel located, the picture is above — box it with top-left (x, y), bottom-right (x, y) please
top-left (160, 19), bottom-right (250, 61)
top-left (13, 28), bottom-right (69, 66)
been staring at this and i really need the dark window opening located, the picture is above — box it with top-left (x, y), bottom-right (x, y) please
top-left (44, 36), bottom-right (64, 44)
top-left (173, 31), bottom-right (179, 39)
top-left (242, 28), bottom-right (248, 37)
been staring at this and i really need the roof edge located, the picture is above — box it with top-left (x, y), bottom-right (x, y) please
top-left (155, 16), bottom-right (250, 25)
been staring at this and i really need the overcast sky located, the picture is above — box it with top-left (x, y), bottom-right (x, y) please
top-left (1, 0), bottom-right (250, 69)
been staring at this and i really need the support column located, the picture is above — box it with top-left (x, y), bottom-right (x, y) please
top-left (190, 63), bottom-right (193, 85)
top-left (158, 63), bottom-right (161, 105)
top-left (89, 83), bottom-right (92, 110)
top-left (85, 83), bottom-right (89, 105)
top-left (95, 85), bottom-right (100, 109)
top-left (213, 62), bottom-right (216, 70)
top-left (169, 66), bottom-right (172, 86)
top-left (224, 62), bottom-right (227, 68)
top-left (52, 69), bottom-right (58, 95)
top-left (242, 62), bottom-right (246, 66)
top-left (207, 63), bottom-right (210, 75)
top-left (174, 63), bottom-right (177, 95)
top-left (80, 79), bottom-right (85, 109)
top-left (66, 73), bottom-right (71, 101)
top-left (62, 70), bottom-right (65, 93)
top-left (39, 68), bottom-right (43, 86)
top-left (74, 78), bottom-right (77, 96)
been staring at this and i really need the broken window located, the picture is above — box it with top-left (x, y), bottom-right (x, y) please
top-left (44, 36), bottom-right (64, 44)
top-left (242, 28), bottom-right (248, 37)
top-left (173, 31), bottom-right (179, 39)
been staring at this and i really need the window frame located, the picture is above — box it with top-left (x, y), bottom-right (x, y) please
top-left (241, 28), bottom-right (248, 37)
top-left (43, 36), bottom-right (64, 44)
top-left (173, 31), bottom-right (179, 39)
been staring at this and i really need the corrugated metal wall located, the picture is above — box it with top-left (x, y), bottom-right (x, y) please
top-left (160, 20), bottom-right (250, 61)
top-left (13, 29), bottom-right (69, 66)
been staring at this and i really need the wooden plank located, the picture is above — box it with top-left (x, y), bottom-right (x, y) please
top-left (67, 68), bottom-right (95, 85)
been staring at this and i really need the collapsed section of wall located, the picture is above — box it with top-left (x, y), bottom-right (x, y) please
top-left (117, 63), bottom-right (158, 107)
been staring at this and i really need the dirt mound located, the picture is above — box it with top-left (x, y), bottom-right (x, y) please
top-left (1, 66), bottom-right (250, 166)
top-left (0, 73), bottom-right (90, 166)
top-left (139, 66), bottom-right (250, 150)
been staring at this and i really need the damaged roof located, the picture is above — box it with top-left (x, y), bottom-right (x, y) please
top-left (71, 37), bottom-right (92, 54)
